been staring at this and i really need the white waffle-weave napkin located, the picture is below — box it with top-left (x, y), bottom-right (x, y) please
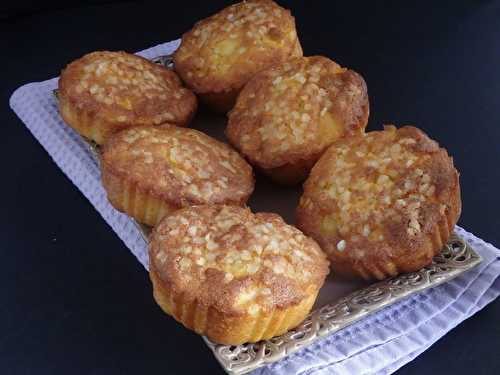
top-left (9, 40), bottom-right (500, 375)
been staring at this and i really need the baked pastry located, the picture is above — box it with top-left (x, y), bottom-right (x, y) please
top-left (58, 51), bottom-right (197, 144)
top-left (296, 125), bottom-right (461, 280)
top-left (101, 126), bottom-right (254, 226)
top-left (173, 0), bottom-right (302, 113)
top-left (226, 56), bottom-right (369, 184)
top-left (149, 205), bottom-right (329, 345)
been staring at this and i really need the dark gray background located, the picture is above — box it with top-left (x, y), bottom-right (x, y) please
top-left (2, 1), bottom-right (499, 374)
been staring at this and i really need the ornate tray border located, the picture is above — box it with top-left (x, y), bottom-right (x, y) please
top-left (53, 55), bottom-right (482, 375)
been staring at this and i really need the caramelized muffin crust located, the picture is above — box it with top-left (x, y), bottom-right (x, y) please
top-left (149, 205), bottom-right (329, 344)
top-left (101, 126), bottom-right (254, 226)
top-left (296, 125), bottom-right (461, 280)
top-left (226, 56), bottom-right (369, 183)
top-left (174, 0), bottom-right (302, 112)
top-left (59, 51), bottom-right (197, 144)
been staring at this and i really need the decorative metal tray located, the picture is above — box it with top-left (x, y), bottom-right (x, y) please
top-left (53, 55), bottom-right (482, 375)
top-left (205, 233), bottom-right (480, 374)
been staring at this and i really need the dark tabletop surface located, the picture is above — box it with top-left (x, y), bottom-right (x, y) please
top-left (2, 1), bottom-right (500, 374)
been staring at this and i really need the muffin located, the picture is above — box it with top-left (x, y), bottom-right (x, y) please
top-left (149, 205), bottom-right (329, 345)
top-left (226, 56), bottom-right (369, 184)
top-left (101, 126), bottom-right (254, 227)
top-left (173, 0), bottom-right (302, 113)
top-left (296, 125), bottom-right (461, 280)
top-left (58, 51), bottom-right (197, 144)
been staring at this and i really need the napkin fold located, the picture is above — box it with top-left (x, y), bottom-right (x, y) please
top-left (9, 39), bottom-right (500, 375)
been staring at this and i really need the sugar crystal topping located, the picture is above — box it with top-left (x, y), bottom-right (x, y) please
top-left (227, 56), bottom-right (367, 168)
top-left (65, 51), bottom-right (192, 124)
top-left (174, 0), bottom-right (300, 90)
top-left (104, 126), bottom-right (253, 204)
top-left (299, 127), bottom-right (448, 251)
top-left (152, 205), bottom-right (328, 312)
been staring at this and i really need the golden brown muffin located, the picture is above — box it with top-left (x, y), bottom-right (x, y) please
top-left (149, 205), bottom-right (329, 345)
top-left (296, 125), bottom-right (461, 280)
top-left (226, 56), bottom-right (369, 184)
top-left (58, 51), bottom-right (197, 144)
top-left (173, 0), bottom-right (302, 113)
top-left (101, 126), bottom-right (254, 227)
